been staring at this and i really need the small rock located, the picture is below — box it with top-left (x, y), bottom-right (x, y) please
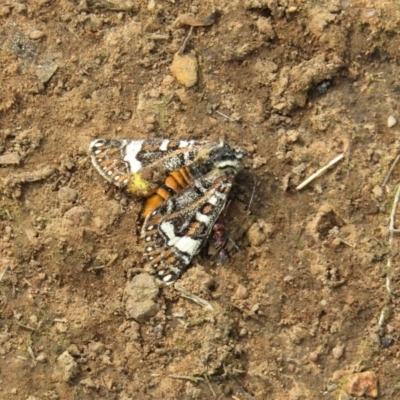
top-left (388, 115), bottom-right (397, 128)
top-left (128, 300), bottom-right (159, 324)
top-left (0, 153), bottom-right (21, 165)
top-left (67, 344), bottom-right (81, 356)
top-left (345, 371), bottom-right (378, 398)
top-left (29, 29), bottom-right (45, 40)
top-left (372, 185), bottom-right (383, 199)
top-left (36, 352), bottom-right (48, 363)
top-left (63, 206), bottom-right (91, 226)
top-left (87, 341), bottom-right (105, 359)
top-left (308, 351), bottom-right (319, 362)
top-left (235, 284), bottom-right (248, 299)
top-left (247, 222), bottom-right (266, 246)
top-left (332, 344), bottom-right (345, 359)
top-left (14, 3), bottom-right (27, 13)
top-left (0, 6), bottom-right (11, 16)
top-left (256, 18), bottom-right (275, 39)
top-left (124, 274), bottom-right (160, 323)
top-left (239, 328), bottom-right (247, 337)
top-left (58, 187), bottom-right (77, 202)
top-left (92, 0), bottom-right (135, 10)
top-left (57, 351), bottom-right (79, 382)
top-left (175, 88), bottom-right (189, 104)
top-left (381, 336), bottom-right (393, 348)
top-left (36, 61), bottom-right (58, 83)
top-left (80, 377), bottom-right (98, 389)
top-left (170, 52), bottom-right (198, 88)
top-left (292, 163), bottom-right (306, 176)
top-left (387, 324), bottom-right (395, 334)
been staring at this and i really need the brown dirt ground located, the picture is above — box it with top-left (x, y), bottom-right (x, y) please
top-left (1, 0), bottom-right (400, 399)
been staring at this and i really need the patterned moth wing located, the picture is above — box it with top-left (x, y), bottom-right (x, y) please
top-left (89, 138), bottom-right (245, 283)
top-left (141, 168), bottom-right (237, 283)
top-left (89, 139), bottom-right (208, 197)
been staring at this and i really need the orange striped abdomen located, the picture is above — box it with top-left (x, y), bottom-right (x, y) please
top-left (142, 167), bottom-right (192, 217)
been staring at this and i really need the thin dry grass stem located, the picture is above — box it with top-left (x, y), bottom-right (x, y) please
top-left (174, 283), bottom-right (214, 310)
top-left (296, 154), bottom-right (344, 191)
top-left (247, 176), bottom-right (257, 212)
top-left (204, 375), bottom-right (217, 398)
top-left (386, 184), bottom-right (400, 303)
top-left (88, 253), bottom-right (118, 272)
top-left (178, 26), bottom-right (194, 55)
top-left (215, 109), bottom-right (236, 122)
top-left (168, 374), bottom-right (204, 383)
top-left (379, 184), bottom-right (400, 327)
top-left (228, 237), bottom-right (241, 252)
top-left (0, 265), bottom-right (9, 282)
top-left (383, 154), bottom-right (400, 186)
top-left (27, 346), bottom-right (36, 361)
top-left (15, 321), bottom-right (35, 331)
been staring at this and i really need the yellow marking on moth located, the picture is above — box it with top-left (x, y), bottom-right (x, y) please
top-left (127, 172), bottom-right (155, 197)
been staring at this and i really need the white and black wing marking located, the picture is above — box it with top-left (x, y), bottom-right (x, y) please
top-left (141, 168), bottom-right (236, 283)
top-left (89, 139), bottom-right (208, 191)
top-left (89, 139), bottom-right (134, 188)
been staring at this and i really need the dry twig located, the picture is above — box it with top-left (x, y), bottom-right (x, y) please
top-left (0, 265), bottom-right (9, 282)
top-left (386, 184), bottom-right (400, 299)
top-left (178, 26), bottom-right (193, 55)
top-left (383, 154), bottom-right (400, 186)
top-left (174, 283), bottom-right (214, 310)
top-left (168, 374), bottom-right (204, 383)
top-left (215, 109), bottom-right (236, 122)
top-left (296, 154), bottom-right (344, 190)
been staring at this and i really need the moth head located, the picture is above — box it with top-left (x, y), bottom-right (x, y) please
top-left (208, 141), bottom-right (245, 171)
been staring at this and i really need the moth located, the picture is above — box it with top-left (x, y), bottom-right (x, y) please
top-left (89, 138), bottom-right (245, 283)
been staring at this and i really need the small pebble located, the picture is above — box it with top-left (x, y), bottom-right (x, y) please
top-left (381, 336), bottom-right (393, 348)
top-left (58, 187), bottom-right (77, 202)
top-left (239, 328), bottom-right (247, 337)
top-left (283, 275), bottom-right (294, 283)
top-left (388, 115), bottom-right (397, 128)
top-left (29, 29), bottom-right (45, 40)
top-left (345, 371), bottom-right (378, 398)
top-left (332, 344), bottom-right (345, 359)
top-left (387, 324), bottom-right (394, 334)
top-left (170, 52), bottom-right (198, 88)
top-left (0, 153), bottom-right (21, 165)
top-left (247, 222), bottom-right (266, 246)
top-left (36, 61), bottom-right (58, 83)
top-left (256, 17), bottom-right (275, 38)
top-left (235, 284), bottom-right (248, 299)
top-left (124, 274), bottom-right (160, 323)
top-left (308, 351), bottom-right (319, 362)
top-left (63, 206), bottom-right (91, 226)
top-left (80, 377), bottom-right (98, 389)
top-left (67, 344), bottom-right (81, 356)
top-left (36, 352), bottom-right (48, 363)
top-left (57, 351), bottom-right (79, 382)
top-left (372, 185), bottom-right (383, 199)
top-left (0, 6), bottom-right (11, 16)
top-left (144, 115), bottom-right (156, 124)
top-left (147, 0), bottom-right (156, 11)
top-left (286, 363), bottom-right (296, 373)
